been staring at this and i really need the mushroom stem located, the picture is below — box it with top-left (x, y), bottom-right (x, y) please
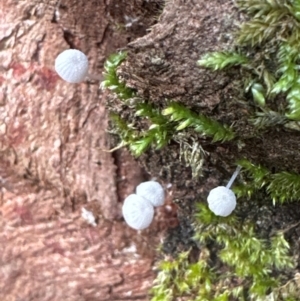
top-left (226, 165), bottom-right (242, 189)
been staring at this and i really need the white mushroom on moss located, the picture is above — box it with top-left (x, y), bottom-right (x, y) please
top-left (136, 181), bottom-right (165, 207)
top-left (55, 49), bottom-right (89, 83)
top-left (122, 194), bottom-right (154, 230)
top-left (207, 166), bottom-right (241, 217)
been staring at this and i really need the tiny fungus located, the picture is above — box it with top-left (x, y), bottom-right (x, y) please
top-left (55, 49), bottom-right (89, 83)
top-left (207, 166), bottom-right (242, 217)
top-left (122, 194), bottom-right (154, 230)
top-left (136, 181), bottom-right (165, 207)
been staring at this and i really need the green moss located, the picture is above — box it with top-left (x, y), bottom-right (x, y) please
top-left (101, 52), bottom-right (135, 100)
top-left (162, 102), bottom-right (235, 142)
top-left (233, 159), bottom-right (300, 204)
top-left (109, 106), bottom-right (173, 157)
top-left (197, 52), bottom-right (248, 71)
top-left (102, 53), bottom-right (235, 159)
top-left (197, 0), bottom-right (300, 121)
top-left (150, 203), bottom-right (295, 301)
top-left (151, 248), bottom-right (215, 301)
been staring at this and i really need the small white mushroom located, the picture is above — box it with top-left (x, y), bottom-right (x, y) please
top-left (55, 49), bottom-right (89, 83)
top-left (122, 194), bottom-right (154, 230)
top-left (207, 166), bottom-right (242, 217)
top-left (207, 186), bottom-right (236, 217)
top-left (136, 181), bottom-right (165, 207)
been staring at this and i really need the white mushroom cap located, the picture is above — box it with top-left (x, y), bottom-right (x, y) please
top-left (136, 181), bottom-right (165, 207)
top-left (122, 194), bottom-right (154, 230)
top-left (55, 49), bottom-right (89, 83)
top-left (207, 186), bottom-right (236, 217)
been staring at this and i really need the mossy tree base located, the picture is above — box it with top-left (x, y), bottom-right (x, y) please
top-left (104, 0), bottom-right (300, 299)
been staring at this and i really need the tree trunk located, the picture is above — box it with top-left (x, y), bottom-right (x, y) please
top-left (2, 0), bottom-right (300, 299)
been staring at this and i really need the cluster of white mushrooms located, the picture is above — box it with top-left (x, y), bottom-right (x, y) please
top-left (207, 165), bottom-right (241, 217)
top-left (122, 181), bottom-right (165, 230)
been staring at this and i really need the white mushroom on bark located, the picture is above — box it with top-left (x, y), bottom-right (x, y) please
top-left (55, 49), bottom-right (89, 83)
top-left (122, 194), bottom-right (154, 230)
top-left (136, 181), bottom-right (165, 207)
top-left (207, 166), bottom-right (241, 217)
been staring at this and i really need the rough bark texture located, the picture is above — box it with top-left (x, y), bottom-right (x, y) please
top-left (0, 0), bottom-right (171, 300)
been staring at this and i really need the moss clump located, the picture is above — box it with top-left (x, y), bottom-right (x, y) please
top-left (150, 204), bottom-right (296, 301)
top-left (109, 104), bottom-right (173, 156)
top-left (101, 52), bottom-right (135, 100)
top-left (198, 0), bottom-right (300, 122)
top-left (102, 52), bottom-right (235, 158)
top-left (198, 51), bottom-right (249, 71)
top-left (234, 159), bottom-right (300, 204)
top-left (162, 102), bottom-right (235, 142)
